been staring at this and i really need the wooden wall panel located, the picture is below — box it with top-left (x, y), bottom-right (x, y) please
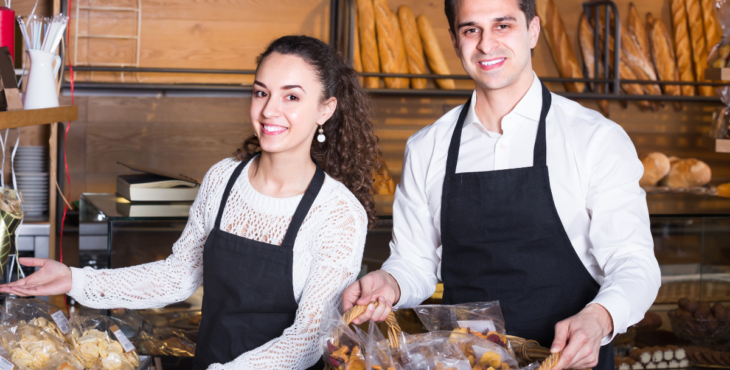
top-left (67, 0), bottom-right (330, 83)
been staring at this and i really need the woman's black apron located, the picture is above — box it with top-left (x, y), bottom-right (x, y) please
top-left (440, 83), bottom-right (614, 370)
top-left (193, 157), bottom-right (325, 370)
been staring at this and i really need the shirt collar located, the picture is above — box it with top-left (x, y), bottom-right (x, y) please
top-left (463, 72), bottom-right (543, 132)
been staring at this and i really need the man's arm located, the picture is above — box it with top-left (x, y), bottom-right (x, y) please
top-left (343, 136), bottom-right (442, 322)
top-left (552, 123), bottom-right (660, 370)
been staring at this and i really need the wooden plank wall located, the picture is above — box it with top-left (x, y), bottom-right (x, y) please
top-left (59, 0), bottom-right (729, 206)
top-left (67, 0), bottom-right (331, 84)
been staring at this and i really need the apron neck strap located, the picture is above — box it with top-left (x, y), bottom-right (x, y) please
top-left (445, 96), bottom-right (473, 177)
top-left (213, 155), bottom-right (326, 249)
top-left (280, 160), bottom-right (325, 248)
top-left (533, 82), bottom-right (552, 167)
top-left (214, 157), bottom-right (252, 230)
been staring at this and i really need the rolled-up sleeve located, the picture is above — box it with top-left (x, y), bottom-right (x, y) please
top-left (381, 137), bottom-right (441, 309)
top-left (585, 124), bottom-right (661, 345)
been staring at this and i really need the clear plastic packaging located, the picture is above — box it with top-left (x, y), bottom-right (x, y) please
top-left (134, 327), bottom-right (196, 357)
top-left (395, 332), bottom-right (471, 370)
top-left (66, 314), bottom-right (140, 370)
top-left (4, 298), bottom-right (69, 343)
top-left (414, 302), bottom-right (511, 352)
top-left (363, 322), bottom-right (400, 370)
top-left (0, 323), bottom-right (83, 370)
top-left (319, 303), bottom-right (366, 370)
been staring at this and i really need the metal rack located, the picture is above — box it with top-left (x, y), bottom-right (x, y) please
top-left (61, 0), bottom-right (728, 102)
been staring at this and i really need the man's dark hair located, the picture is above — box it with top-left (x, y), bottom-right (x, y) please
top-left (445, 0), bottom-right (536, 31)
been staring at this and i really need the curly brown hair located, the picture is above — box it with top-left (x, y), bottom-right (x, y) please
top-left (234, 35), bottom-right (382, 229)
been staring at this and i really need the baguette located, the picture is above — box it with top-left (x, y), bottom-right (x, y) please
top-left (373, 0), bottom-right (399, 88)
top-left (701, 0), bottom-right (721, 52)
top-left (578, 13), bottom-right (609, 117)
top-left (389, 10), bottom-right (410, 88)
top-left (353, 16), bottom-right (364, 86)
top-left (670, 0), bottom-right (696, 96)
top-left (594, 11), bottom-right (652, 110)
top-left (628, 3), bottom-right (651, 62)
top-left (622, 25), bottom-right (663, 102)
top-left (398, 6), bottom-right (427, 89)
top-left (536, 0), bottom-right (585, 93)
top-left (685, 0), bottom-right (714, 96)
top-left (647, 13), bottom-right (683, 111)
top-left (417, 15), bottom-right (455, 89)
top-left (355, 0), bottom-right (380, 88)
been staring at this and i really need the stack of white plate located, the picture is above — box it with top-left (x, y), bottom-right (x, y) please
top-left (13, 146), bottom-right (48, 217)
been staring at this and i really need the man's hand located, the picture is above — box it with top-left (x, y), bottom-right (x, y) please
top-left (342, 270), bottom-right (401, 325)
top-left (550, 304), bottom-right (614, 370)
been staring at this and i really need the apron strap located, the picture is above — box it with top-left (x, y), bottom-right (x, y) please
top-left (444, 96), bottom-right (473, 177)
top-left (214, 158), bottom-right (252, 230)
top-left (280, 161), bottom-right (325, 248)
top-left (533, 82), bottom-right (552, 167)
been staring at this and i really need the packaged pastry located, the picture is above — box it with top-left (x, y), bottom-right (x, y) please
top-left (0, 323), bottom-right (83, 370)
top-left (4, 299), bottom-right (70, 343)
top-left (320, 303), bottom-right (367, 370)
top-left (66, 314), bottom-right (140, 370)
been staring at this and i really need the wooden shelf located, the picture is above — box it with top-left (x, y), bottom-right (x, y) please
top-left (0, 106), bottom-right (78, 130)
top-left (701, 136), bottom-right (730, 153)
top-left (706, 68), bottom-right (730, 81)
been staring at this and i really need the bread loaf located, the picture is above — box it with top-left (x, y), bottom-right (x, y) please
top-left (417, 15), bottom-right (455, 89)
top-left (355, 0), bottom-right (380, 88)
top-left (536, 0), bottom-right (585, 93)
top-left (389, 10), bottom-right (409, 88)
top-left (373, 0), bottom-right (399, 88)
top-left (398, 6), bottom-right (427, 89)
top-left (685, 0), bottom-right (714, 96)
top-left (640, 152), bottom-right (671, 186)
top-left (647, 13), bottom-right (682, 110)
top-left (718, 183), bottom-right (730, 198)
top-left (670, 0), bottom-right (696, 96)
top-left (701, 0), bottom-right (721, 53)
top-left (628, 3), bottom-right (651, 62)
top-left (593, 11), bottom-right (652, 110)
top-left (578, 14), bottom-right (609, 117)
top-left (663, 158), bottom-right (712, 188)
top-left (353, 16), bottom-right (364, 86)
top-left (622, 24), bottom-right (663, 101)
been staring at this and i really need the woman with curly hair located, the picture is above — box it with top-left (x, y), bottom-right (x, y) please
top-left (0, 35), bottom-right (381, 370)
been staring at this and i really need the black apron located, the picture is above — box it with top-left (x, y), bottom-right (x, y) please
top-left (440, 83), bottom-right (614, 370)
top-left (193, 157), bottom-right (325, 370)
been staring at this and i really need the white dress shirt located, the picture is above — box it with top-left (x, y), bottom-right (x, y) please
top-left (382, 74), bottom-right (661, 344)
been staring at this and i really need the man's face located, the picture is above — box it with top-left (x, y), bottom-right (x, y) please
top-left (450, 0), bottom-right (540, 90)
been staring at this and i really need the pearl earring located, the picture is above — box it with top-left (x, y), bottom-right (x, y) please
top-left (317, 126), bottom-right (326, 143)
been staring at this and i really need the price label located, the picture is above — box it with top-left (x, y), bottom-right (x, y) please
top-left (50, 310), bottom-right (70, 335)
top-left (0, 355), bottom-right (15, 370)
top-left (110, 325), bottom-right (135, 353)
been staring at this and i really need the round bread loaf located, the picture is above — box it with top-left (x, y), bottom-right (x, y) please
top-left (663, 158), bottom-right (712, 188)
top-left (640, 152), bottom-right (671, 186)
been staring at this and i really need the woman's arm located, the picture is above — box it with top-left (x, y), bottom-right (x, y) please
top-left (209, 195), bottom-right (367, 370)
top-left (67, 162), bottom-right (226, 309)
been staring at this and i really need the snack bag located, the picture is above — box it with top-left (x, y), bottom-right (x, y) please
top-left (66, 314), bottom-right (140, 370)
top-left (414, 302), bottom-right (510, 351)
top-left (363, 321), bottom-right (400, 370)
top-left (4, 299), bottom-right (70, 343)
top-left (0, 323), bottom-right (83, 370)
top-left (396, 332), bottom-right (471, 370)
top-left (709, 0), bottom-right (730, 67)
top-left (319, 303), bottom-right (366, 370)
top-left (445, 331), bottom-right (518, 370)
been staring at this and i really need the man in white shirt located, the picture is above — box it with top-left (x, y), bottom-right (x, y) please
top-left (342, 0), bottom-right (661, 369)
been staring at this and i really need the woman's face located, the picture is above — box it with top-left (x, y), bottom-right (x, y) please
top-left (251, 52), bottom-right (337, 156)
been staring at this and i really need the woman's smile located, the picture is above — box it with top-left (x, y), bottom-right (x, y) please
top-left (261, 123), bottom-right (288, 135)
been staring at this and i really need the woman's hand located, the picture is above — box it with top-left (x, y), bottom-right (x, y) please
top-left (0, 258), bottom-right (72, 296)
top-left (342, 270), bottom-right (401, 325)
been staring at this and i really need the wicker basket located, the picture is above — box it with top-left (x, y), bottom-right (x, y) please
top-left (323, 304), bottom-right (567, 370)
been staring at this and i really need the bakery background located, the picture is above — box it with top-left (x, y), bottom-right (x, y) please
top-left (0, 0), bottom-right (727, 368)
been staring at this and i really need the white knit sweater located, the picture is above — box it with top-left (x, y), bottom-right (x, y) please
top-left (68, 157), bottom-right (368, 370)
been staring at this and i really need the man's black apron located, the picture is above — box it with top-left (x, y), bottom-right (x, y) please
top-left (193, 157), bottom-right (325, 370)
top-left (440, 83), bottom-right (614, 370)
